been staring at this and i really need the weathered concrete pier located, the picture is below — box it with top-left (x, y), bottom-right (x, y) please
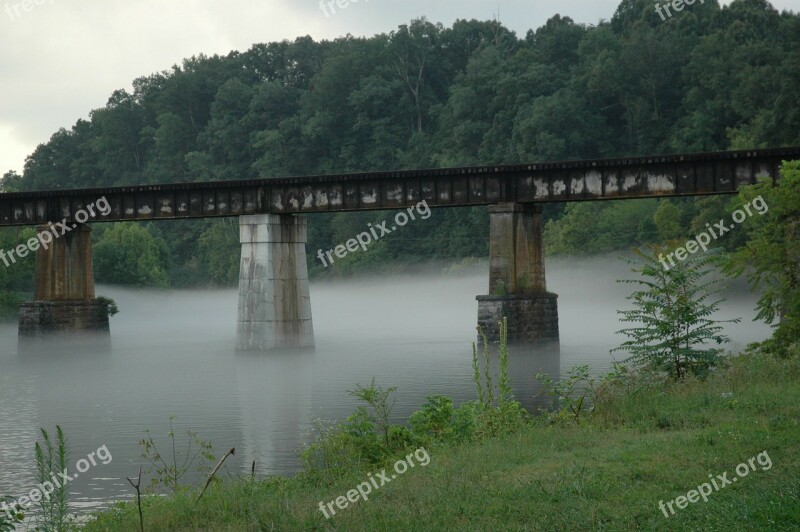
top-left (477, 204), bottom-right (558, 342)
top-left (18, 224), bottom-right (110, 338)
top-left (236, 214), bottom-right (314, 351)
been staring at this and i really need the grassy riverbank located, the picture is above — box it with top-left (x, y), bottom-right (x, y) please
top-left (85, 351), bottom-right (800, 531)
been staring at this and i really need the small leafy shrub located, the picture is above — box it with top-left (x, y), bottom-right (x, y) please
top-left (95, 296), bottom-right (119, 317)
top-left (493, 280), bottom-right (507, 296)
top-left (537, 365), bottom-right (598, 423)
top-left (409, 319), bottom-right (528, 443)
top-left (139, 417), bottom-right (215, 493)
top-left (341, 379), bottom-right (417, 464)
top-left (347, 379), bottom-right (397, 449)
top-left (301, 380), bottom-right (414, 481)
top-left (409, 395), bottom-right (455, 441)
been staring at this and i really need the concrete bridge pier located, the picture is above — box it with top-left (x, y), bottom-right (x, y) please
top-left (19, 224), bottom-right (110, 338)
top-left (477, 203), bottom-right (559, 342)
top-left (236, 214), bottom-right (314, 351)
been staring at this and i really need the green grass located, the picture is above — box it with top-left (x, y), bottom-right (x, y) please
top-left (86, 352), bottom-right (800, 531)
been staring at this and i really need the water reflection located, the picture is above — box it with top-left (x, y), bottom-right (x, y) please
top-left (235, 348), bottom-right (315, 476)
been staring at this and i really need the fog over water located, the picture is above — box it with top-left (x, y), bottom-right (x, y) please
top-left (0, 255), bottom-right (770, 517)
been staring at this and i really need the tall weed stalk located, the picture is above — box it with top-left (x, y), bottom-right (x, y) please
top-left (34, 426), bottom-right (71, 530)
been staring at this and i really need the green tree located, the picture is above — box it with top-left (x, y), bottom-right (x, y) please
top-left (198, 220), bottom-right (240, 286)
top-left (544, 200), bottom-right (660, 255)
top-left (0, 171), bottom-right (22, 192)
top-left (0, 228), bottom-right (36, 320)
top-left (90, 90), bottom-right (148, 186)
top-left (653, 200), bottom-right (684, 241)
top-left (512, 87), bottom-right (610, 162)
top-left (94, 224), bottom-right (170, 287)
top-left (726, 161), bottom-right (800, 355)
top-left (613, 248), bottom-right (738, 380)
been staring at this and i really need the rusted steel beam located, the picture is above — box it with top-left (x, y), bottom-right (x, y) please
top-left (1, 147), bottom-right (798, 226)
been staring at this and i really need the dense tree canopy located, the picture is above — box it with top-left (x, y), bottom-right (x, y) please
top-left (726, 161), bottom-right (800, 355)
top-left (1, 0), bottom-right (799, 312)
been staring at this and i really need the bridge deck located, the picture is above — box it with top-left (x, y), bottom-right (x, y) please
top-left (1, 147), bottom-right (798, 226)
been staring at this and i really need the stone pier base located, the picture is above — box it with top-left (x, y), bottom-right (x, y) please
top-left (18, 223), bottom-right (111, 341)
top-left (476, 293), bottom-right (559, 343)
top-left (19, 300), bottom-right (110, 337)
top-left (236, 214), bottom-right (314, 351)
top-left (478, 203), bottom-right (559, 343)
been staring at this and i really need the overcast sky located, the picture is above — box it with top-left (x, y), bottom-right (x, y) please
top-left (1, 0), bottom-right (798, 176)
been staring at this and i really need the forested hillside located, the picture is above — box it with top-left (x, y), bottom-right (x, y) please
top-left (1, 0), bottom-right (799, 314)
